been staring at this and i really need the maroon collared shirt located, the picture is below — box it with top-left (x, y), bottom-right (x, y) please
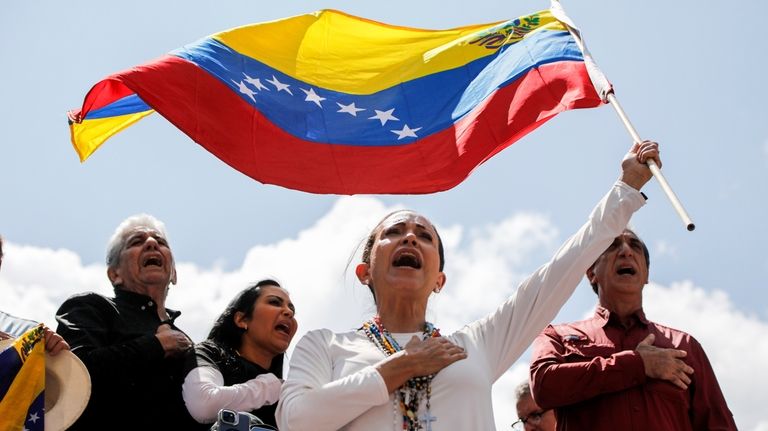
top-left (530, 306), bottom-right (737, 431)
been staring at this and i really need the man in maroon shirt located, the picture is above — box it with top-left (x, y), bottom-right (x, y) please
top-left (529, 230), bottom-right (737, 431)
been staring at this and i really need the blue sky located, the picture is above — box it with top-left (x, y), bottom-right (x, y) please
top-left (2, 1), bottom-right (767, 429)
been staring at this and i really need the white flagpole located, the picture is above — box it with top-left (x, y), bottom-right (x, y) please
top-left (550, 0), bottom-right (695, 231)
top-left (604, 93), bottom-right (695, 231)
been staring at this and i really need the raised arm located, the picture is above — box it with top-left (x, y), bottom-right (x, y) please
top-left (465, 141), bottom-right (659, 379)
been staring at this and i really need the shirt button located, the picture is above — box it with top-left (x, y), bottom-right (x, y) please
top-left (148, 301), bottom-right (154, 306)
top-left (141, 306), bottom-right (146, 310)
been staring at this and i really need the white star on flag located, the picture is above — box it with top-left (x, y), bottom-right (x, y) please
top-left (267, 75), bottom-right (293, 95)
top-left (243, 73), bottom-right (269, 91)
top-left (337, 102), bottom-right (365, 116)
top-left (301, 88), bottom-right (326, 107)
top-left (369, 108), bottom-right (399, 126)
top-left (232, 80), bottom-right (257, 102)
top-left (391, 124), bottom-right (421, 140)
top-left (28, 412), bottom-right (40, 423)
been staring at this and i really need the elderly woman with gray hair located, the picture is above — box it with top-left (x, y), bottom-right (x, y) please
top-left (56, 214), bottom-right (199, 430)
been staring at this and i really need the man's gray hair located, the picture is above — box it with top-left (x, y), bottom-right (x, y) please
top-left (515, 381), bottom-right (532, 401)
top-left (106, 214), bottom-right (170, 269)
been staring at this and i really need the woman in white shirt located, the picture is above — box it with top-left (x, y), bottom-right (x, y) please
top-left (277, 141), bottom-right (660, 431)
top-left (183, 279), bottom-right (298, 429)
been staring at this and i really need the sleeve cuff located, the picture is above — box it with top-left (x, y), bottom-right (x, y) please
top-left (614, 350), bottom-right (647, 387)
top-left (138, 333), bottom-right (166, 360)
top-left (367, 366), bottom-right (393, 405)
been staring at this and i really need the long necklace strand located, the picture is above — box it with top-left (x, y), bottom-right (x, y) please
top-left (362, 316), bottom-right (440, 431)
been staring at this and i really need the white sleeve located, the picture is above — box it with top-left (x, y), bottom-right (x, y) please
top-left (461, 181), bottom-right (646, 380)
top-left (182, 365), bottom-right (282, 424)
top-left (276, 329), bottom-right (390, 431)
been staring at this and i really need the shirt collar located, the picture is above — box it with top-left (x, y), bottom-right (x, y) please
top-left (114, 289), bottom-right (181, 322)
top-left (595, 305), bottom-right (649, 327)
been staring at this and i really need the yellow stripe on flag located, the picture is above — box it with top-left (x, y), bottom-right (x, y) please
top-left (213, 9), bottom-right (567, 94)
top-left (0, 325), bottom-right (45, 430)
top-left (71, 110), bottom-right (155, 162)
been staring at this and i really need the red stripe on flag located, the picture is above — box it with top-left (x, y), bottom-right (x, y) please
top-left (69, 76), bottom-right (146, 123)
top-left (112, 55), bottom-right (600, 194)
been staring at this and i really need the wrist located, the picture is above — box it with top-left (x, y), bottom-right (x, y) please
top-left (619, 172), bottom-right (646, 191)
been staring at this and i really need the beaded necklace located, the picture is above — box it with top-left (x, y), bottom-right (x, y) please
top-left (361, 316), bottom-right (440, 431)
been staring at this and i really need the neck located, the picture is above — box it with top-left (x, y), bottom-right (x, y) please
top-left (122, 284), bottom-right (169, 320)
top-left (376, 299), bottom-right (428, 333)
top-left (599, 296), bottom-right (642, 326)
top-left (237, 339), bottom-right (275, 370)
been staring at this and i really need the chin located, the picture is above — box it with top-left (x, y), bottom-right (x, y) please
top-left (273, 341), bottom-right (290, 353)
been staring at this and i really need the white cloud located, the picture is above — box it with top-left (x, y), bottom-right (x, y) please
top-left (1, 198), bottom-right (766, 430)
top-left (644, 281), bottom-right (768, 430)
top-left (652, 239), bottom-right (678, 260)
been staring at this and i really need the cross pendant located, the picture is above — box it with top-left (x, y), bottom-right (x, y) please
top-left (419, 412), bottom-right (437, 431)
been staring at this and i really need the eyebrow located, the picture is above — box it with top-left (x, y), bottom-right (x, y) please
top-left (383, 220), bottom-right (432, 232)
top-left (267, 294), bottom-right (295, 311)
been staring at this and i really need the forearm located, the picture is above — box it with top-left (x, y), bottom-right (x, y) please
top-left (476, 181), bottom-right (646, 378)
top-left (182, 367), bottom-right (281, 424)
top-left (521, 181), bottom-right (647, 329)
top-left (375, 350), bottom-right (418, 393)
top-left (68, 333), bottom-right (166, 382)
top-left (278, 365), bottom-right (389, 431)
top-left (531, 350), bottom-right (646, 407)
top-left (277, 330), bottom-right (391, 431)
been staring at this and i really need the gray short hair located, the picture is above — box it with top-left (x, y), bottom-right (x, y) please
top-left (515, 381), bottom-right (532, 401)
top-left (106, 214), bottom-right (170, 269)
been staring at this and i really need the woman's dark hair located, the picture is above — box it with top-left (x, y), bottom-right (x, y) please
top-left (205, 279), bottom-right (286, 378)
top-left (360, 210), bottom-right (445, 299)
top-left (207, 279), bottom-right (283, 350)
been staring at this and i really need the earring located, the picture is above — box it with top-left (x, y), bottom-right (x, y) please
top-left (244, 325), bottom-right (248, 331)
top-left (433, 287), bottom-right (441, 294)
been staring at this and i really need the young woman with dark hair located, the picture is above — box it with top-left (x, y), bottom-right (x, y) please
top-left (183, 279), bottom-right (297, 429)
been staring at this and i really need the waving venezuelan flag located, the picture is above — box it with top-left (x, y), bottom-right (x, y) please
top-left (69, 5), bottom-right (608, 194)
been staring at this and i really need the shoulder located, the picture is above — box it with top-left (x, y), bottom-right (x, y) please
top-left (300, 328), bottom-right (346, 342)
top-left (57, 291), bottom-right (115, 312)
top-left (192, 340), bottom-right (231, 368)
top-left (196, 339), bottom-right (227, 355)
top-left (649, 320), bottom-right (697, 347)
top-left (294, 328), bottom-right (363, 351)
top-left (549, 317), bottom-right (598, 339)
top-left (62, 291), bottom-right (112, 304)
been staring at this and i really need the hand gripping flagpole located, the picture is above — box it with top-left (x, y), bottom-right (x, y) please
top-left (550, 0), bottom-right (695, 231)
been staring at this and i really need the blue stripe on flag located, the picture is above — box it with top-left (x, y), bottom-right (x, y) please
top-left (171, 29), bottom-right (583, 146)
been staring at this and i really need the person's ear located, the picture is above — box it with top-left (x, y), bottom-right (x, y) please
top-left (170, 264), bottom-right (177, 285)
top-left (434, 272), bottom-right (446, 293)
top-left (234, 311), bottom-right (248, 329)
top-left (586, 265), bottom-right (597, 286)
top-left (107, 267), bottom-right (122, 287)
top-left (355, 263), bottom-right (371, 286)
